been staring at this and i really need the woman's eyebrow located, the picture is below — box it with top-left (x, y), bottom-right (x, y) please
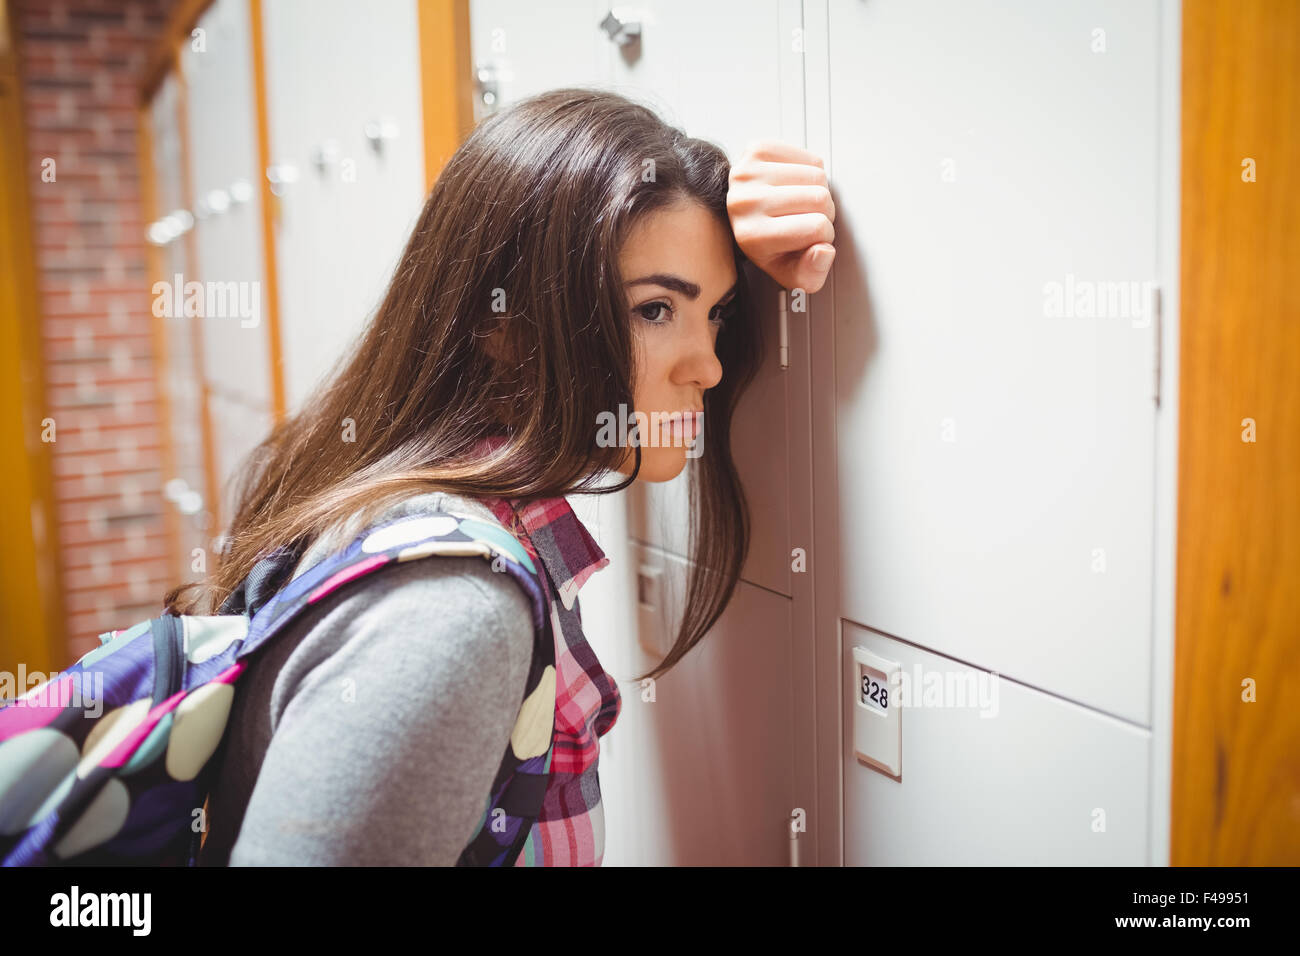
top-left (626, 273), bottom-right (740, 303)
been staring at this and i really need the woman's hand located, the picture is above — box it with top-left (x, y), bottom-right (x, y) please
top-left (726, 140), bottom-right (836, 293)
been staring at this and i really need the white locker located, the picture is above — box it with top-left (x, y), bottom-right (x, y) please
top-left (468, 0), bottom-right (612, 114)
top-left (463, 1), bottom-right (815, 865)
top-left (593, 0), bottom-right (818, 867)
top-left (146, 72), bottom-right (210, 576)
top-left (260, 0), bottom-right (427, 413)
top-left (844, 621), bottom-right (1150, 865)
top-left (825, 0), bottom-right (1163, 726)
top-left (465, 0), bottom-right (808, 596)
top-left (181, 0), bottom-right (273, 413)
top-left (807, 0), bottom-right (1181, 866)
top-left (607, 0), bottom-right (806, 600)
top-left (180, 0), bottom-right (276, 533)
top-left (592, 544), bottom-right (797, 865)
top-left (207, 392), bottom-right (275, 528)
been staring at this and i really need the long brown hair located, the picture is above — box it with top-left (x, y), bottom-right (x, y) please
top-left (164, 87), bottom-right (763, 683)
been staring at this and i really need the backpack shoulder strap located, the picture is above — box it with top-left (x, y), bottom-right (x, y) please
top-left (235, 506), bottom-right (557, 867)
top-left (235, 509), bottom-right (550, 662)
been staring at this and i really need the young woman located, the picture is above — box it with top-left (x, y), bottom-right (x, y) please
top-left (170, 87), bottom-right (835, 866)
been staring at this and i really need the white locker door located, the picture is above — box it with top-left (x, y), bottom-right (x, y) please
top-left (562, 0), bottom-right (811, 865)
top-left (182, 0), bottom-right (272, 410)
top-left (261, 0), bottom-right (427, 413)
top-left (592, 545), bottom-right (795, 864)
top-left (182, 0), bottom-right (274, 524)
top-left (148, 73), bottom-right (210, 571)
top-left (608, 0), bottom-right (805, 599)
top-left (843, 622), bottom-right (1150, 864)
top-left (462, 1), bottom-right (806, 595)
top-left (467, 0), bottom-right (612, 115)
top-left (827, 0), bottom-right (1161, 724)
top-left (461, 3), bottom-right (817, 863)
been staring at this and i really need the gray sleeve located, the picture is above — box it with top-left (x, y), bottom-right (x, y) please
top-left (227, 555), bottom-right (535, 866)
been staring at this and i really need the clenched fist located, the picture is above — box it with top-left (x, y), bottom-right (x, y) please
top-left (726, 140), bottom-right (836, 294)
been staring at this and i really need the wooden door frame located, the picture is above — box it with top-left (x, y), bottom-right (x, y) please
top-left (0, 0), bottom-right (66, 674)
top-left (417, 0), bottom-right (476, 193)
top-left (1172, 0), bottom-right (1300, 865)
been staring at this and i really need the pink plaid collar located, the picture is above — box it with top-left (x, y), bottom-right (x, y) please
top-left (469, 435), bottom-right (610, 610)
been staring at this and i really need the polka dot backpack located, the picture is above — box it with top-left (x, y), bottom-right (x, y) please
top-left (0, 506), bottom-right (558, 866)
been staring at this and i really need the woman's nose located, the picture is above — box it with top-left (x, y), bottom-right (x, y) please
top-left (678, 327), bottom-right (724, 390)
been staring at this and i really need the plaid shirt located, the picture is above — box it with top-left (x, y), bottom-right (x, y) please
top-left (474, 444), bottom-right (622, 865)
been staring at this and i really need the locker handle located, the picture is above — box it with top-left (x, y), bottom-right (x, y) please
top-left (599, 11), bottom-right (641, 47)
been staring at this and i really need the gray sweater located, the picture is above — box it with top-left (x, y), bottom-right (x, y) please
top-left (198, 492), bottom-right (535, 866)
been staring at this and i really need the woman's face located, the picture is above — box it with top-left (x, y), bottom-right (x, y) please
top-left (612, 198), bottom-right (737, 482)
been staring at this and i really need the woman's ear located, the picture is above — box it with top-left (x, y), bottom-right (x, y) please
top-left (482, 320), bottom-right (513, 365)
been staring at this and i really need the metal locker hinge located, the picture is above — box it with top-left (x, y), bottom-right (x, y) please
top-left (778, 289), bottom-right (789, 370)
top-left (1150, 285), bottom-right (1163, 409)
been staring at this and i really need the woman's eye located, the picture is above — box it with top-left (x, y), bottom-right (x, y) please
top-left (635, 300), bottom-right (733, 327)
top-left (637, 301), bottom-right (671, 324)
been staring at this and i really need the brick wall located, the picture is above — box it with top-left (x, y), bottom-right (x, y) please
top-left (14, 0), bottom-right (179, 662)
